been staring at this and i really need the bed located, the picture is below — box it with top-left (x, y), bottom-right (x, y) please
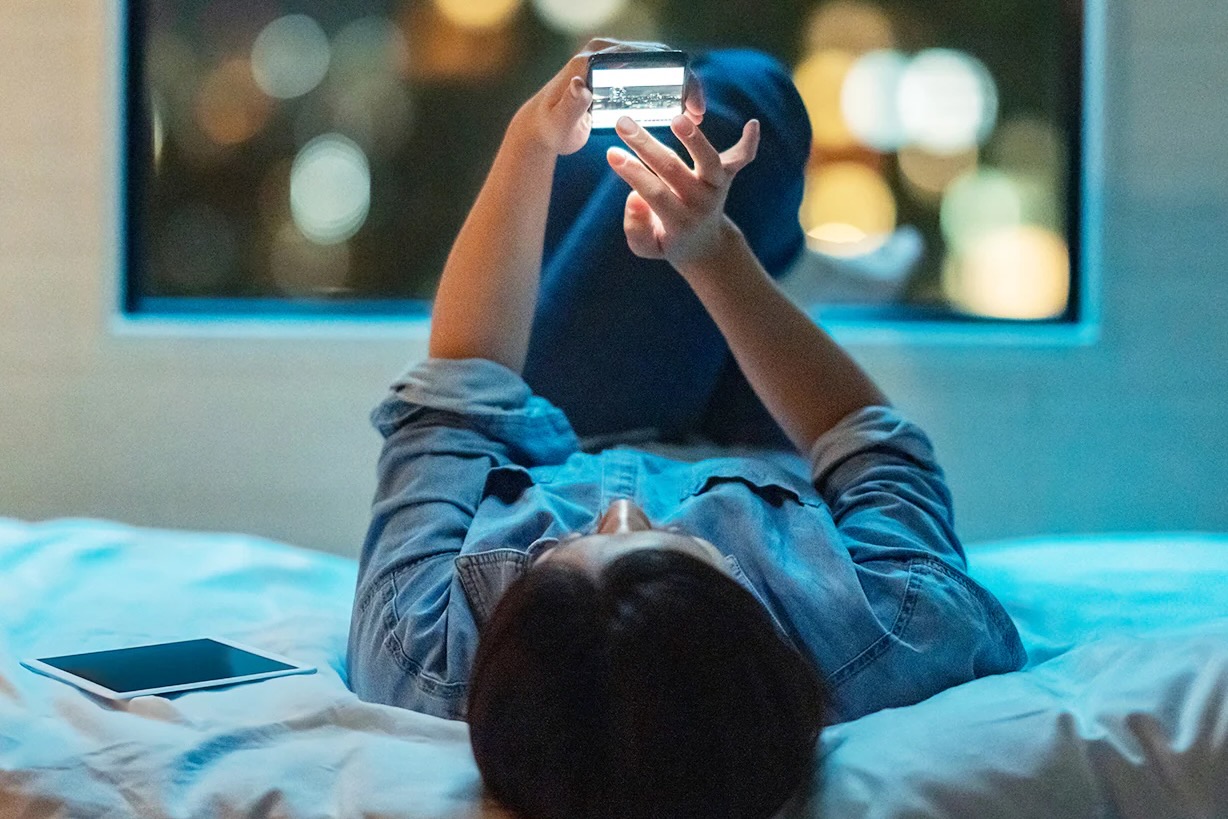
top-left (2, 518), bottom-right (1226, 818)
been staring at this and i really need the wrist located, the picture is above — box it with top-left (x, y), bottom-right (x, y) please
top-left (507, 102), bottom-right (566, 162)
top-left (674, 218), bottom-right (750, 282)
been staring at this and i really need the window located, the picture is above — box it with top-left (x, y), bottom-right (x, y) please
top-left (124, 0), bottom-right (1084, 325)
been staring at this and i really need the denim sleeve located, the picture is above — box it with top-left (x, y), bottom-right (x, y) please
top-left (809, 407), bottom-right (1026, 718)
top-left (809, 405), bottom-right (965, 570)
top-left (347, 358), bottom-right (578, 717)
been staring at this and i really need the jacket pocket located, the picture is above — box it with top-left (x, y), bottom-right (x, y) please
top-left (454, 547), bottom-right (533, 627)
top-left (683, 457), bottom-right (822, 508)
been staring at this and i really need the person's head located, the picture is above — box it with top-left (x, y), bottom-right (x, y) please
top-left (466, 499), bottom-right (829, 819)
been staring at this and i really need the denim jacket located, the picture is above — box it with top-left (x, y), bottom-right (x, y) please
top-left (347, 358), bottom-right (1025, 722)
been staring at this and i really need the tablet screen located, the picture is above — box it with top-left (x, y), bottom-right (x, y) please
top-left (38, 638), bottom-right (294, 693)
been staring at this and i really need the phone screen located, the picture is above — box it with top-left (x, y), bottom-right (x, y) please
top-left (590, 64), bottom-right (686, 129)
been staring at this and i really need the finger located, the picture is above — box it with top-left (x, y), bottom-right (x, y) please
top-left (624, 191), bottom-right (664, 259)
top-left (607, 147), bottom-right (687, 223)
top-left (556, 75), bottom-right (592, 115)
top-left (719, 119), bottom-right (760, 176)
top-left (614, 116), bottom-right (698, 199)
top-left (683, 70), bottom-right (705, 124)
top-left (670, 115), bottom-right (724, 188)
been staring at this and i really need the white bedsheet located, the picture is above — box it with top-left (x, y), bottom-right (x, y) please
top-left (1, 519), bottom-right (1226, 818)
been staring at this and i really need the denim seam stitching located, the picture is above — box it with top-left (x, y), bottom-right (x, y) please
top-left (826, 558), bottom-right (922, 688)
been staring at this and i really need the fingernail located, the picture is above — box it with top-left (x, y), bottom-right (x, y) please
top-left (570, 78), bottom-right (583, 98)
top-left (615, 116), bottom-right (637, 136)
top-left (607, 147), bottom-right (627, 166)
top-left (672, 115), bottom-right (694, 136)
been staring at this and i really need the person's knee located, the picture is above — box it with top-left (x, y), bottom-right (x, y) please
top-left (691, 49), bottom-right (811, 169)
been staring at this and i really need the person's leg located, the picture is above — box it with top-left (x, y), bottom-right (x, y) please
top-left (521, 49), bottom-right (810, 444)
top-left (694, 50), bottom-right (812, 450)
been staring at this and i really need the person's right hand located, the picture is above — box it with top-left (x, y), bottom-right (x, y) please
top-left (512, 38), bottom-right (705, 157)
top-left (606, 113), bottom-right (760, 274)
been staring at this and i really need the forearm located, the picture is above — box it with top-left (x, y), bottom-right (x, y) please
top-left (428, 113), bottom-right (557, 373)
top-left (678, 222), bottom-right (888, 453)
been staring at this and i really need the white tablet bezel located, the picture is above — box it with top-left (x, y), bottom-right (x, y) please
top-left (21, 636), bottom-right (316, 700)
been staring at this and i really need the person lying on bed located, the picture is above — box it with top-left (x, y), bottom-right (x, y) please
top-left (347, 39), bottom-right (1026, 819)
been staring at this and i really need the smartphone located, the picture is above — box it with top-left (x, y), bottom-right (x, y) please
top-left (588, 50), bottom-right (688, 130)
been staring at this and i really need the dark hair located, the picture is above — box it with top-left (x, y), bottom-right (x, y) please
top-left (466, 548), bottom-right (828, 819)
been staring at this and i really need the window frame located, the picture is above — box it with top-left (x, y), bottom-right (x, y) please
top-left (114, 0), bottom-right (1103, 345)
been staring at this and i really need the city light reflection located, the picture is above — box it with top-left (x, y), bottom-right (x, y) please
top-left (898, 49), bottom-right (998, 155)
top-left (432, 0), bottom-right (522, 31)
top-left (532, 0), bottom-right (628, 34)
top-left (793, 50), bottom-right (857, 150)
top-left (940, 168), bottom-right (1023, 252)
top-left (802, 162), bottom-right (897, 257)
top-left (841, 49), bottom-right (908, 152)
top-left (805, 1), bottom-right (895, 54)
top-left (290, 134), bottom-right (371, 245)
top-left (194, 58), bottom-right (271, 146)
top-left (251, 14), bottom-right (331, 100)
top-left (898, 145), bottom-right (979, 201)
top-left (944, 226), bottom-right (1070, 319)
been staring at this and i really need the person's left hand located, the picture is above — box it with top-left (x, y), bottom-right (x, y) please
top-left (606, 114), bottom-right (760, 273)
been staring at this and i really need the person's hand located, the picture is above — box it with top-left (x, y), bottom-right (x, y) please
top-left (606, 113), bottom-right (760, 273)
top-left (512, 38), bottom-right (706, 157)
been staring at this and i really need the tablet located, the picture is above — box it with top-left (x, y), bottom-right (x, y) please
top-left (21, 637), bottom-right (316, 700)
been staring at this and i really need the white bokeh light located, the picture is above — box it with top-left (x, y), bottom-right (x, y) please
top-left (939, 168), bottom-right (1023, 251)
top-left (290, 134), bottom-right (371, 245)
top-left (532, 0), bottom-right (627, 34)
top-left (251, 15), bottom-right (331, 100)
top-left (840, 49), bottom-right (908, 151)
top-left (898, 49), bottom-right (998, 155)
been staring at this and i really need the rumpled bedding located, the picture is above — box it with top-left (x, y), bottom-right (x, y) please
top-left (1, 519), bottom-right (1226, 818)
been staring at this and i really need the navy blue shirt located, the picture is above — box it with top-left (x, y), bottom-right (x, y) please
top-left (347, 358), bottom-right (1025, 722)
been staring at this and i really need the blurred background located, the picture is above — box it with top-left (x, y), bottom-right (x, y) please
top-left (134, 0), bottom-right (1077, 321)
top-left (2, 0), bottom-right (1226, 556)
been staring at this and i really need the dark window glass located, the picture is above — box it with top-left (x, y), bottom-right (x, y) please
top-left (125, 0), bottom-right (1082, 323)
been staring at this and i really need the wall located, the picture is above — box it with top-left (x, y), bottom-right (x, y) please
top-left (2, 0), bottom-right (1226, 556)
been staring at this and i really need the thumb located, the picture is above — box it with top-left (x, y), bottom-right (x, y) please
top-left (557, 76), bottom-right (592, 120)
top-left (624, 191), bottom-right (663, 259)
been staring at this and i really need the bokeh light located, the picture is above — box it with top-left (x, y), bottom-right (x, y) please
top-left (990, 116), bottom-right (1065, 175)
top-left (898, 145), bottom-right (978, 201)
top-left (806, 1), bottom-right (895, 54)
top-left (801, 162), bottom-right (897, 257)
top-left (405, 2), bottom-right (516, 81)
top-left (601, 1), bottom-right (663, 42)
top-left (270, 222), bottom-right (352, 295)
top-left (251, 14), bottom-right (331, 99)
top-left (325, 17), bottom-right (414, 157)
top-left (898, 49), bottom-right (998, 155)
top-left (532, 0), bottom-right (628, 34)
top-left (793, 50), bottom-right (857, 150)
top-left (432, 0), bottom-right (523, 30)
top-left (840, 49), bottom-right (908, 151)
top-left (290, 134), bottom-right (371, 245)
top-left (940, 168), bottom-right (1023, 251)
top-left (331, 16), bottom-right (410, 81)
top-left (155, 204), bottom-right (238, 293)
top-left (194, 58), bottom-right (272, 146)
top-left (152, 96), bottom-right (165, 166)
top-left (943, 226), bottom-right (1069, 319)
